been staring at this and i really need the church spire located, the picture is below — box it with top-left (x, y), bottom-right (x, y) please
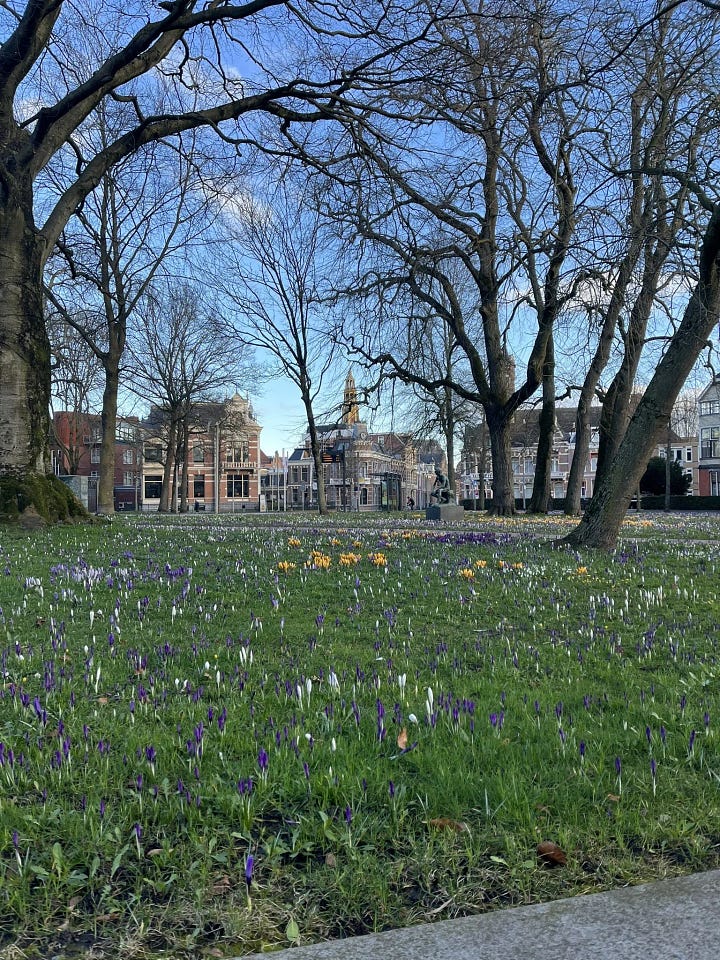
top-left (342, 370), bottom-right (360, 424)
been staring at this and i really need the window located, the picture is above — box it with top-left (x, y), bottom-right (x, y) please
top-left (193, 444), bottom-right (204, 463)
top-left (123, 472), bottom-right (134, 487)
top-left (193, 475), bottom-right (205, 499)
top-left (145, 444), bottom-right (162, 462)
top-left (226, 440), bottom-right (249, 464)
top-left (90, 447), bottom-right (100, 463)
top-left (711, 471), bottom-right (720, 496)
top-left (700, 400), bottom-right (720, 416)
top-left (123, 449), bottom-right (134, 464)
top-left (301, 467), bottom-right (309, 483)
top-left (227, 474), bottom-right (249, 499)
top-left (360, 487), bottom-right (368, 505)
top-left (686, 447), bottom-right (693, 461)
top-left (144, 475), bottom-right (163, 499)
top-left (701, 427), bottom-right (720, 459)
top-left (116, 423), bottom-right (137, 442)
top-left (675, 448), bottom-right (682, 461)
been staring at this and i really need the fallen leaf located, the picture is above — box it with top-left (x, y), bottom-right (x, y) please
top-left (97, 697), bottom-right (108, 705)
top-left (67, 896), bottom-right (81, 911)
top-left (324, 852), bottom-right (337, 868)
top-left (211, 875), bottom-right (233, 895)
top-left (537, 840), bottom-right (567, 867)
top-left (606, 793), bottom-right (621, 803)
top-left (397, 727), bottom-right (408, 750)
top-left (427, 817), bottom-right (470, 833)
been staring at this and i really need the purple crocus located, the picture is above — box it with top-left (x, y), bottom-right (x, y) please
top-left (245, 854), bottom-right (254, 886)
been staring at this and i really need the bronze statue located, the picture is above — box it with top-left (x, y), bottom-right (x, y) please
top-left (430, 468), bottom-right (452, 504)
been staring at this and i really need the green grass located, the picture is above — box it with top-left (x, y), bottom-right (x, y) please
top-left (0, 511), bottom-right (719, 958)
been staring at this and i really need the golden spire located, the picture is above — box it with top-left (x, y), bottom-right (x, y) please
top-left (342, 370), bottom-right (359, 424)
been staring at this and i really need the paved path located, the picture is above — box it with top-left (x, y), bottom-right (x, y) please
top-left (243, 869), bottom-right (719, 959)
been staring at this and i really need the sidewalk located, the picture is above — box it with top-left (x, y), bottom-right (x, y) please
top-left (244, 868), bottom-right (719, 960)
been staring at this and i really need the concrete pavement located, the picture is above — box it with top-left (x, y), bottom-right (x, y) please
top-left (243, 868), bottom-right (720, 959)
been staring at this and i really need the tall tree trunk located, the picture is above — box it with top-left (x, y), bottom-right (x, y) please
top-left (97, 364), bottom-right (119, 514)
top-left (529, 335), bottom-right (555, 513)
top-left (179, 417), bottom-right (189, 513)
top-left (664, 424), bottom-right (671, 511)
top-left (565, 312), bottom-right (618, 514)
top-left (0, 208), bottom-right (51, 477)
top-left (595, 237), bottom-right (670, 488)
top-left (304, 401), bottom-right (328, 515)
top-left (563, 209), bottom-right (720, 550)
top-left (159, 418), bottom-right (178, 513)
top-left (486, 406), bottom-right (514, 514)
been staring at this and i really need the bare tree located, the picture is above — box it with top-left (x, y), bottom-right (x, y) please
top-left (45, 104), bottom-right (214, 514)
top-left (128, 281), bottom-right (239, 511)
top-left (563, 206), bottom-right (720, 549)
top-left (562, 6), bottom-right (715, 514)
top-left (315, 3), bottom-right (581, 514)
top-left (218, 173), bottom-right (337, 515)
top-left (0, 0), bottom-right (427, 510)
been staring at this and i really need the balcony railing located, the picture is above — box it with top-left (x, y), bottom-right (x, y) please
top-left (225, 459), bottom-right (256, 471)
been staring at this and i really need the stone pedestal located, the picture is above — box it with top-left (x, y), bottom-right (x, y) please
top-left (425, 503), bottom-right (466, 521)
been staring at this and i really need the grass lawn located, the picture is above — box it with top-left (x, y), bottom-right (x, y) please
top-left (0, 511), bottom-right (719, 958)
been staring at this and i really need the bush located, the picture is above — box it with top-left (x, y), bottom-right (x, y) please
top-left (640, 456), bottom-right (691, 496)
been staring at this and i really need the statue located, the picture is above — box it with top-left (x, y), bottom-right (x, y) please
top-left (430, 467), bottom-right (453, 504)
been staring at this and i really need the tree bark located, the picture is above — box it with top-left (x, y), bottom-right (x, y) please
top-left (486, 407), bottom-right (514, 514)
top-left (97, 364), bottom-right (119, 514)
top-left (304, 399), bottom-right (328, 515)
top-left (179, 416), bottom-right (190, 513)
top-left (529, 335), bottom-right (555, 514)
top-left (159, 417), bottom-right (178, 513)
top-left (0, 203), bottom-right (51, 477)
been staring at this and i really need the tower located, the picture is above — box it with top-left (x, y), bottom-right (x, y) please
top-left (342, 370), bottom-right (360, 425)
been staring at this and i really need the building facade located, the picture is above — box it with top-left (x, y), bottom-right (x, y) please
top-left (459, 405), bottom-right (699, 507)
top-left (281, 372), bottom-right (434, 511)
top-left (141, 394), bottom-right (262, 511)
top-left (52, 411), bottom-right (142, 511)
top-left (698, 377), bottom-right (720, 495)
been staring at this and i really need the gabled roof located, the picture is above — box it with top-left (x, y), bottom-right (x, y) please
top-left (698, 377), bottom-right (720, 403)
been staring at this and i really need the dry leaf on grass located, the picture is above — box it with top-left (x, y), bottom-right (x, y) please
top-left (537, 840), bottom-right (567, 866)
top-left (427, 817), bottom-right (470, 833)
